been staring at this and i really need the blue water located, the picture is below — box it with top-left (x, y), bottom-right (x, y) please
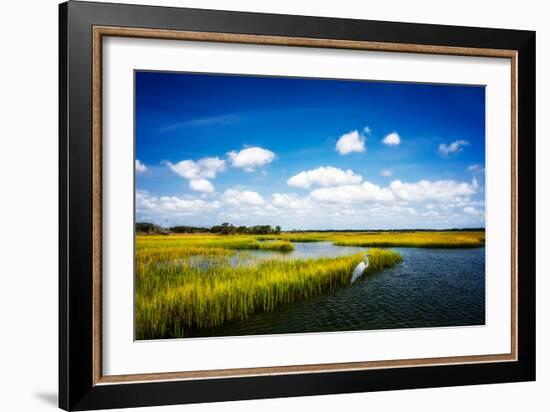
top-left (190, 244), bottom-right (486, 338)
top-left (234, 241), bottom-right (367, 262)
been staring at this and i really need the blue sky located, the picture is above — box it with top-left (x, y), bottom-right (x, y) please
top-left (135, 71), bottom-right (485, 230)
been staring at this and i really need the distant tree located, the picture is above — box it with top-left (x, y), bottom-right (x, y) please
top-left (210, 222), bottom-right (236, 234)
top-left (186, 223), bottom-right (286, 236)
top-left (136, 222), bottom-right (164, 234)
top-left (170, 225), bottom-right (209, 234)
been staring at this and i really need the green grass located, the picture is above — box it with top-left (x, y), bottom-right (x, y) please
top-left (136, 247), bottom-right (402, 339)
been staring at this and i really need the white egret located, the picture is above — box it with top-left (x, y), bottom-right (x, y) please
top-left (350, 254), bottom-right (370, 284)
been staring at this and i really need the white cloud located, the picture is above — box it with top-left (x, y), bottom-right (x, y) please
top-left (389, 179), bottom-right (477, 202)
top-left (364, 126), bottom-right (372, 134)
top-left (311, 181), bottom-right (394, 203)
top-left (136, 182), bottom-right (484, 230)
top-left (368, 204), bottom-right (417, 217)
top-left (165, 156), bottom-right (225, 193)
top-left (271, 193), bottom-right (312, 210)
top-left (136, 190), bottom-right (220, 217)
top-left (196, 157), bottom-right (226, 178)
top-left (135, 159), bottom-right (147, 173)
top-left (165, 157), bottom-right (226, 180)
top-left (166, 159), bottom-right (199, 179)
top-left (287, 166), bottom-right (363, 189)
top-left (382, 132), bottom-right (401, 146)
top-left (136, 190), bottom-right (157, 210)
top-left (380, 169), bottom-right (393, 177)
top-left (467, 164), bottom-right (485, 174)
top-left (438, 139), bottom-right (469, 157)
top-left (158, 196), bottom-right (220, 212)
top-left (310, 178), bottom-right (478, 204)
top-left (227, 147), bottom-right (276, 172)
top-left (189, 178), bottom-right (214, 193)
top-left (223, 189), bottom-right (265, 206)
top-left (335, 130), bottom-right (365, 155)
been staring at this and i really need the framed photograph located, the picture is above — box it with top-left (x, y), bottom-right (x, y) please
top-left (59, 1), bottom-right (535, 410)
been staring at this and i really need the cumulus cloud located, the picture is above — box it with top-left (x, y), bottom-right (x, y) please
top-left (287, 166), bottom-right (363, 189)
top-left (271, 193), bottom-right (312, 210)
top-left (380, 169), bottom-right (393, 177)
top-left (135, 159), bottom-right (147, 173)
top-left (195, 157), bottom-right (227, 178)
top-left (335, 130), bottom-right (365, 155)
top-left (310, 178), bottom-right (478, 204)
top-left (223, 189), bottom-right (265, 206)
top-left (165, 157), bottom-right (226, 180)
top-left (165, 160), bottom-right (198, 179)
top-left (136, 190), bottom-right (157, 210)
top-left (165, 156), bottom-right (226, 192)
top-left (439, 139), bottom-right (469, 157)
top-left (311, 181), bottom-right (395, 203)
top-left (227, 147), bottom-right (275, 172)
top-left (158, 195), bottom-right (220, 212)
top-left (368, 204), bottom-right (417, 217)
top-left (390, 179), bottom-right (477, 202)
top-left (136, 190), bottom-right (220, 216)
top-left (189, 178), bottom-right (214, 193)
top-left (382, 132), bottom-right (401, 146)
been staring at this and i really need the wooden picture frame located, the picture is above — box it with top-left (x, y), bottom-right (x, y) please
top-left (59, 1), bottom-right (535, 410)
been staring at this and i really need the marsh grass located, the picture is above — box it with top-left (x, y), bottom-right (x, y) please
top-left (136, 248), bottom-right (402, 339)
top-left (329, 231), bottom-right (485, 248)
top-left (269, 231), bottom-right (485, 248)
top-left (137, 235), bottom-right (294, 260)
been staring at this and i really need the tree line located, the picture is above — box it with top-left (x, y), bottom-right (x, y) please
top-left (136, 222), bottom-right (281, 235)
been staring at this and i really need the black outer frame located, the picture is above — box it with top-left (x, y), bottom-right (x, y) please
top-left (59, 1), bottom-right (535, 410)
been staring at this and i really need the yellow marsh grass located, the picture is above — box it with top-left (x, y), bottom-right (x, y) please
top-left (135, 246), bottom-right (402, 339)
top-left (136, 234), bottom-right (294, 263)
top-left (275, 231), bottom-right (485, 248)
top-left (137, 231), bottom-right (485, 253)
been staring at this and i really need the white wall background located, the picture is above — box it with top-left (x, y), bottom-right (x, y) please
top-left (0, 0), bottom-right (546, 411)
